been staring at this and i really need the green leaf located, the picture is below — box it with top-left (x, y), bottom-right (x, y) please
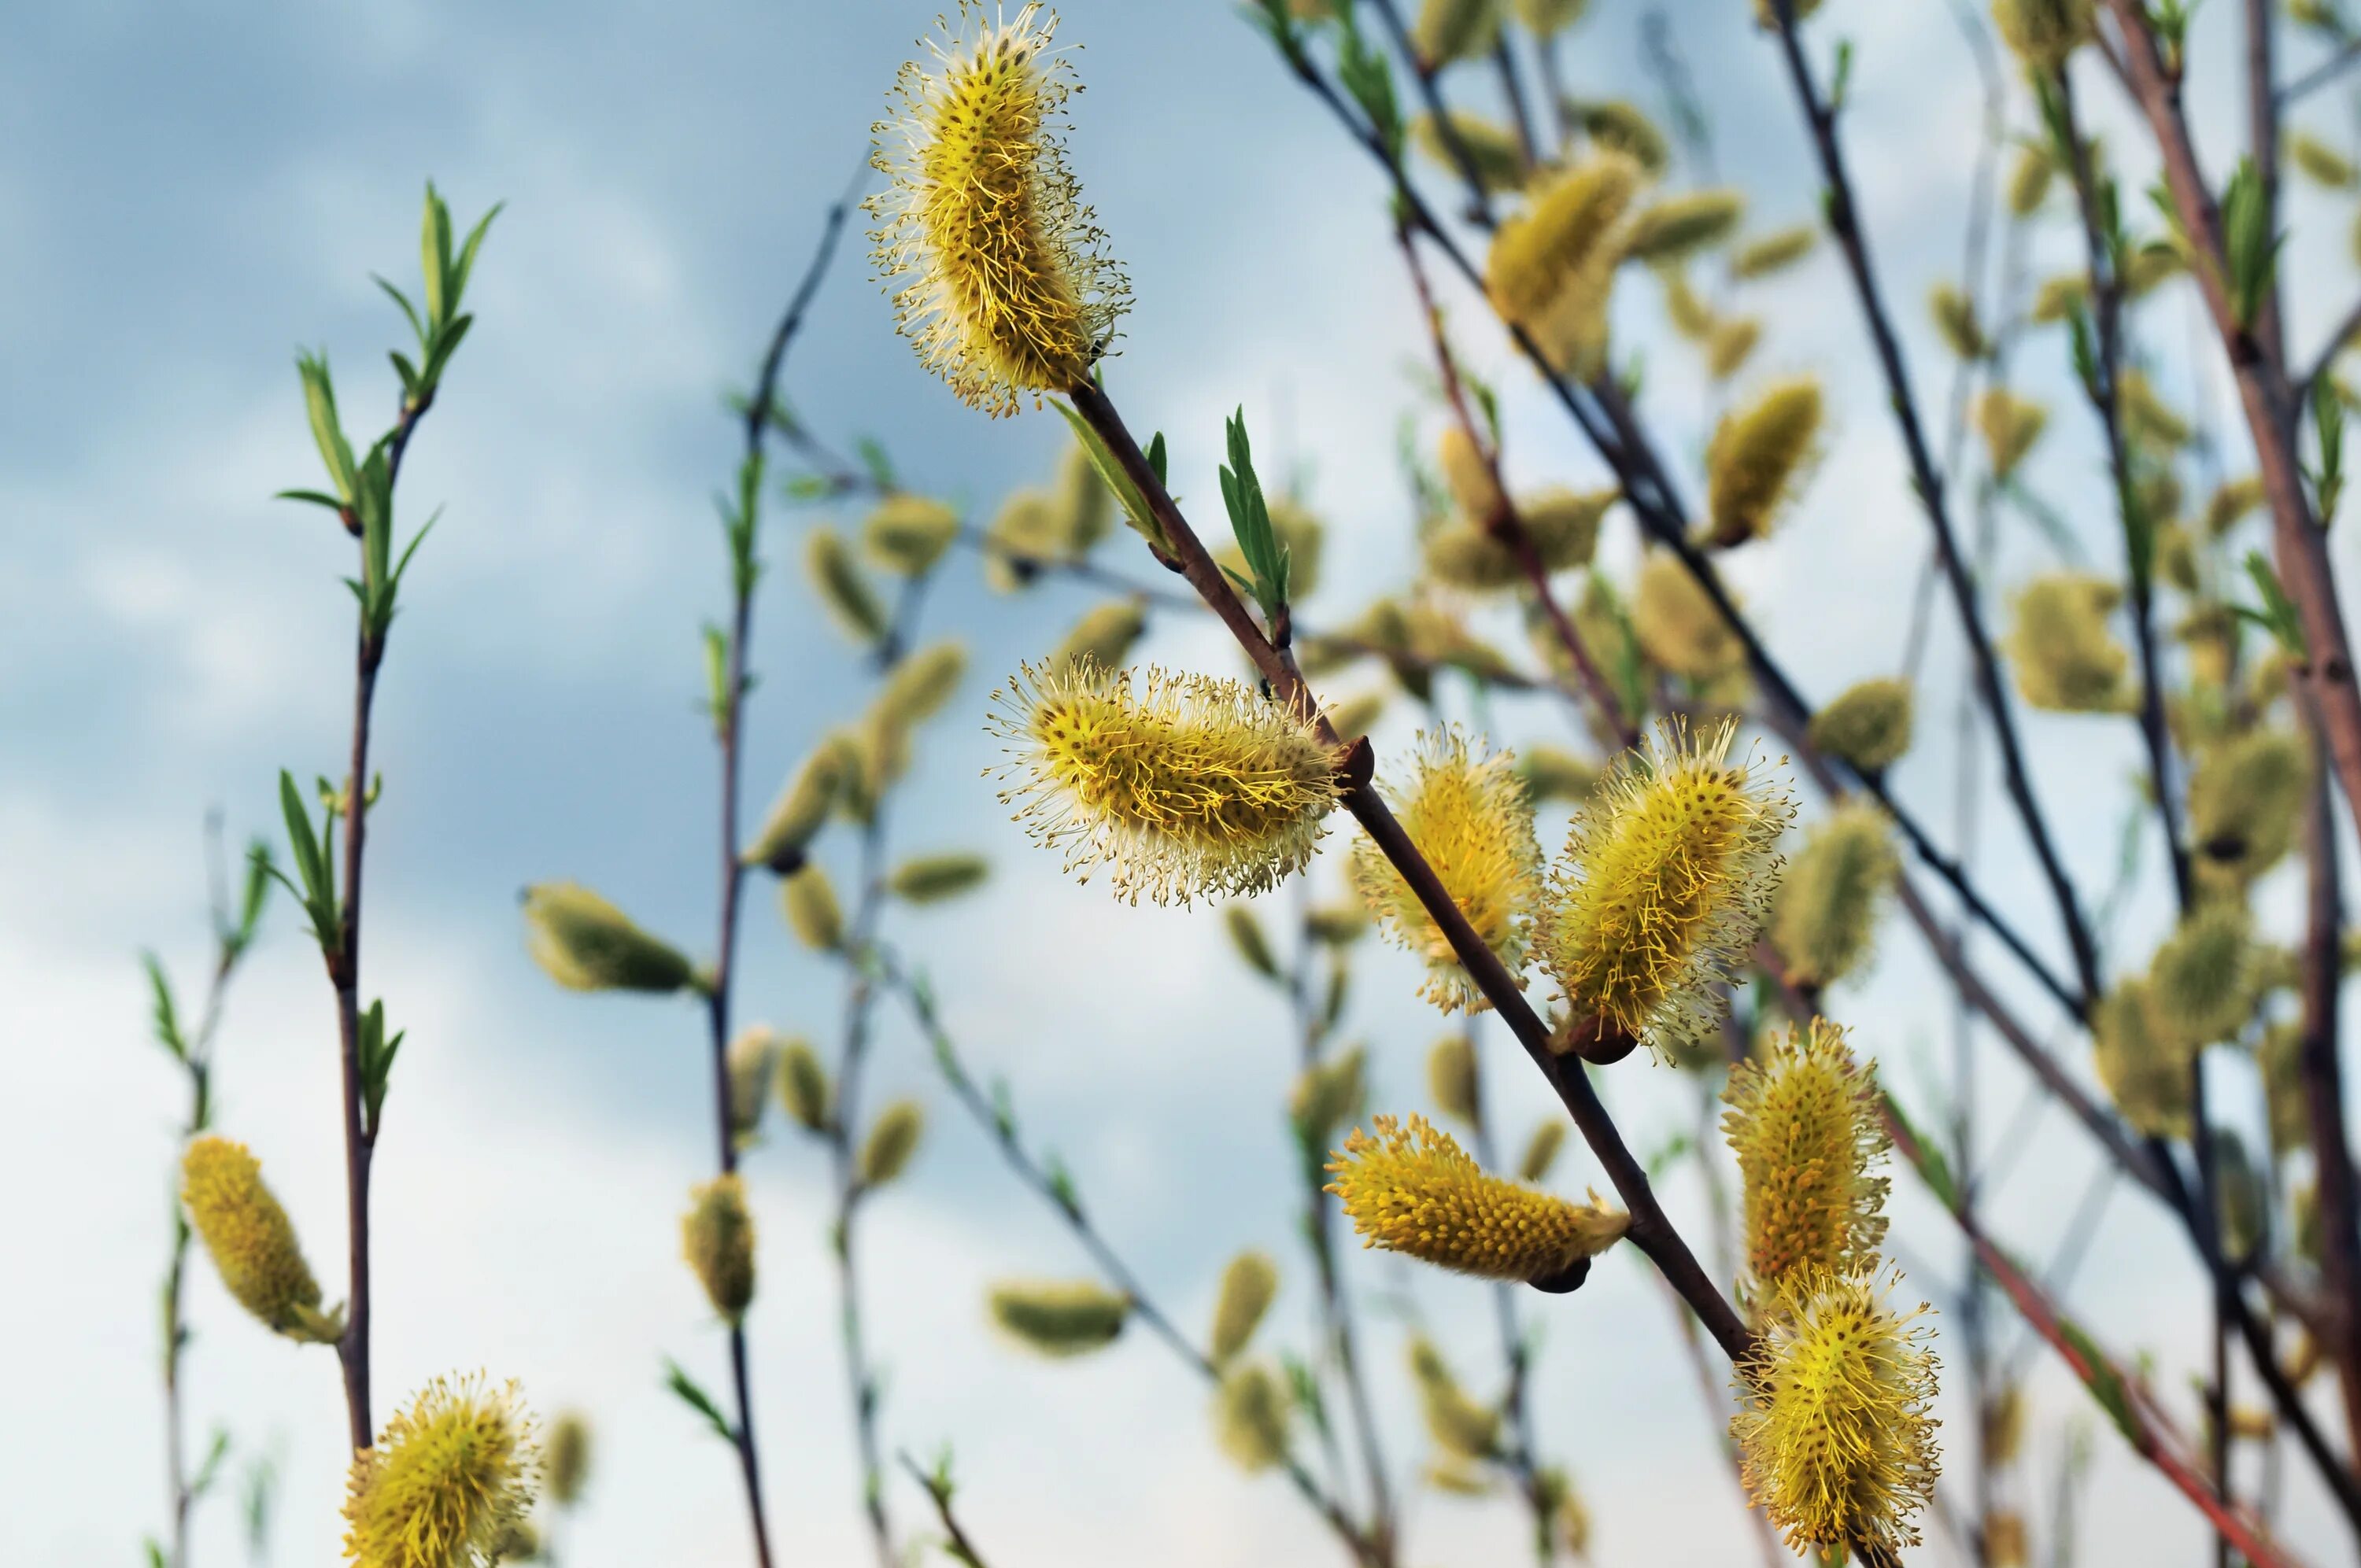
top-left (358, 999), bottom-right (404, 1132)
top-left (1050, 398), bottom-right (1170, 554)
top-left (2118, 464), bottom-right (2155, 598)
top-left (146, 1542), bottom-right (168, 1568)
top-left (1218, 408), bottom-right (1289, 629)
top-left (2220, 158), bottom-right (2285, 332)
top-left (418, 312), bottom-right (474, 392)
top-left (235, 839), bottom-right (274, 950)
top-left (2054, 1310), bottom-right (2139, 1445)
top-left (446, 200), bottom-right (504, 316)
top-left (1829, 39), bottom-right (1855, 113)
top-left (191, 1427), bottom-right (232, 1496)
top-left (422, 181), bottom-right (453, 327)
top-left (1335, 13), bottom-right (1402, 164)
top-left (389, 350), bottom-right (421, 399)
top-left (373, 275), bottom-right (427, 347)
top-left (2239, 550), bottom-right (2308, 658)
top-left (142, 954), bottom-right (186, 1060)
top-left (663, 1357), bottom-right (738, 1444)
top-left (1145, 430), bottom-right (1168, 489)
top-left (2311, 372), bottom-right (2345, 526)
top-left (295, 352), bottom-right (357, 504)
top-left (856, 437), bottom-right (897, 492)
top-left (273, 488), bottom-right (348, 513)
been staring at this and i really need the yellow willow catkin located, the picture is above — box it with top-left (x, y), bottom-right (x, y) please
top-left (1517, 0), bottom-right (1589, 32)
top-left (1422, 487), bottom-right (1615, 591)
top-left (2031, 271), bottom-right (2088, 323)
top-left (2092, 976), bottom-right (2195, 1139)
top-left (1706, 315), bottom-right (1764, 381)
top-left (1412, 0), bottom-right (1502, 66)
top-left (805, 526), bottom-right (890, 644)
top-left (1770, 806), bottom-right (1901, 988)
top-left (2290, 129), bottom-right (2359, 190)
top-left (1928, 282), bottom-right (1990, 360)
top-left (889, 851), bottom-right (991, 903)
top-left (743, 743), bottom-right (844, 869)
top-left (1325, 689), bottom-right (1386, 743)
top-left (1437, 423), bottom-right (1504, 523)
top-left (1049, 599), bottom-right (1146, 671)
top-left (861, 493), bottom-right (962, 576)
top-left (2006, 144), bottom-right (2054, 214)
top-left (1212, 1360), bottom-right (1292, 1471)
top-left (180, 1136), bottom-right (334, 1343)
top-left (1352, 728), bottom-right (1543, 1013)
top-left (1632, 549), bottom-right (1747, 683)
top-left (1519, 1120), bottom-right (1567, 1182)
top-left (522, 882), bottom-right (694, 994)
top-left (1291, 1045), bottom-right (1368, 1139)
top-left (2116, 367), bottom-right (2191, 450)
top-left (2005, 574), bottom-right (2130, 714)
top-left (1485, 152), bottom-right (1643, 337)
top-left (1050, 439), bottom-right (1113, 553)
top-left (2189, 728), bottom-right (2309, 891)
top-left (1516, 744), bottom-right (1600, 804)
top-left (1572, 98), bottom-right (1669, 174)
top-left (982, 486), bottom-right (1064, 590)
top-left (1624, 189), bottom-right (1747, 265)
top-left (1992, 0), bottom-right (2093, 70)
top-left (876, 639), bottom-right (970, 727)
top-left (544, 1411), bottom-right (591, 1507)
top-left (1539, 717), bottom-right (1794, 1054)
top-left (1808, 677), bottom-right (1915, 774)
top-left (2203, 474), bottom-right (2267, 537)
top-left (1731, 1265), bottom-right (1939, 1559)
top-left (1731, 224), bottom-right (1817, 279)
top-left (1208, 1249), bottom-right (1280, 1365)
top-left (726, 1026), bottom-right (781, 1148)
top-left (682, 1175), bottom-right (756, 1323)
top-left (1427, 1034), bottom-right (1480, 1124)
top-left (868, 2), bottom-right (1130, 416)
top-left (858, 1099), bottom-right (926, 1186)
top-left (1704, 377), bottom-right (1823, 547)
top-left (1976, 388), bottom-right (2049, 481)
top-left (991, 659), bottom-right (1340, 907)
top-left (1722, 1019), bottom-right (1891, 1290)
top-left (342, 1373), bottom-right (541, 1568)
top-left (779, 1037), bottom-right (832, 1131)
top-left (987, 1278), bottom-right (1132, 1356)
top-left (2149, 901), bottom-right (2259, 1046)
top-left (1326, 1113), bottom-right (1630, 1284)
top-left (1410, 110), bottom-right (1528, 196)
top-left (1408, 1336), bottom-right (1502, 1460)
top-left (781, 863), bottom-right (845, 950)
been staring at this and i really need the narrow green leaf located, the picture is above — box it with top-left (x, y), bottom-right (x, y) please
top-left (373, 275), bottom-right (427, 346)
top-left (447, 200), bottom-right (504, 314)
top-left (1050, 398), bottom-right (1169, 554)
top-left (143, 953), bottom-right (186, 1060)
top-left (662, 1358), bottom-right (738, 1443)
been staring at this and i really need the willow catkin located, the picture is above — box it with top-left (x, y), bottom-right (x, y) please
top-left (1770, 805), bottom-right (1901, 988)
top-left (2189, 729), bottom-right (2309, 890)
top-left (342, 1374), bottom-right (541, 1568)
top-left (1516, 744), bottom-right (1601, 804)
top-left (987, 1279), bottom-right (1132, 1356)
top-left (1518, 1120), bottom-right (1567, 1182)
top-left (1410, 110), bottom-right (1530, 196)
top-left (1722, 1019), bottom-right (1891, 1290)
top-left (1928, 282), bottom-right (1990, 360)
top-left (2006, 144), bottom-right (2054, 213)
top-left (1427, 1035), bottom-right (1480, 1124)
top-left (1992, 0), bottom-right (2093, 70)
top-left (2005, 574), bottom-right (2130, 714)
top-left (1213, 1361), bottom-right (1292, 1471)
top-left (1731, 224), bottom-right (1818, 279)
top-left (2290, 130), bottom-right (2359, 190)
top-left (1704, 377), bottom-right (1823, 547)
top-left (181, 1136), bottom-right (335, 1343)
top-left (1571, 99), bottom-right (1668, 175)
top-left (1291, 1046), bottom-right (1369, 1144)
top-left (1051, 439), bottom-right (1114, 554)
top-left (1422, 487), bottom-right (1614, 590)
top-left (1328, 1114), bottom-right (1629, 1284)
top-left (1706, 315), bottom-right (1764, 381)
top-left (781, 864), bottom-right (845, 950)
top-left (1632, 550), bottom-right (1746, 682)
top-left (1975, 389), bottom-right (2049, 481)
top-left (544, 1411), bottom-right (592, 1507)
top-left (2116, 367), bottom-right (2192, 450)
top-left (2149, 901), bottom-right (2258, 1046)
top-left (1049, 599), bottom-right (1147, 671)
top-left (743, 743), bottom-right (843, 870)
top-left (779, 1037), bottom-right (832, 1132)
top-left (522, 883), bottom-right (695, 994)
top-left (805, 526), bottom-right (889, 644)
top-left (1411, 0), bottom-right (1502, 67)
top-left (726, 1027), bottom-right (781, 1148)
top-left (866, 2), bottom-right (1129, 415)
top-left (889, 852), bottom-right (991, 904)
top-left (1485, 153), bottom-right (1643, 343)
top-left (2092, 976), bottom-right (2194, 1138)
top-left (1808, 677), bottom-right (1915, 774)
top-left (861, 493), bottom-right (961, 576)
top-left (859, 1100), bottom-right (926, 1186)
top-left (682, 1177), bottom-right (756, 1322)
top-left (1624, 190), bottom-right (1747, 265)
top-left (1208, 1250), bottom-right (1280, 1365)
top-left (1408, 1336), bottom-right (1502, 1459)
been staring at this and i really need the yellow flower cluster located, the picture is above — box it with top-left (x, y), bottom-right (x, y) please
top-left (1722, 1020), bottom-right (1891, 1289)
top-left (343, 1373), bottom-right (541, 1568)
top-left (180, 1135), bottom-right (338, 1344)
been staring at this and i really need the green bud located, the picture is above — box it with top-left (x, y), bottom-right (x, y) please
top-left (861, 494), bottom-right (961, 576)
top-left (889, 853), bottom-right (991, 904)
top-left (781, 865), bottom-right (845, 951)
top-left (523, 883), bottom-right (694, 994)
top-left (859, 1099), bottom-right (926, 1186)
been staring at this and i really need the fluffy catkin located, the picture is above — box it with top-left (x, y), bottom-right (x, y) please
top-left (743, 744), bottom-right (844, 869)
top-left (858, 1100), bottom-right (926, 1186)
top-left (1807, 677), bottom-right (1916, 774)
top-left (779, 1038), bottom-right (832, 1132)
top-left (1572, 99), bottom-right (1669, 173)
top-left (1539, 717), bottom-right (1795, 1056)
top-left (1992, 0), bottom-right (2093, 69)
top-left (987, 1279), bottom-right (1131, 1356)
top-left (1632, 550), bottom-right (1748, 683)
top-left (1485, 153), bottom-right (1643, 343)
top-left (2092, 976), bottom-right (2195, 1139)
top-left (2149, 902), bottom-right (2258, 1046)
top-left (889, 852), bottom-right (991, 903)
top-left (1049, 599), bottom-right (1147, 671)
top-left (1518, 1120), bottom-right (1567, 1182)
top-left (1427, 1034), bottom-right (1481, 1125)
top-left (522, 883), bottom-right (694, 994)
top-left (1731, 225), bottom-right (1817, 279)
top-left (867, 2), bottom-right (1130, 415)
top-left (1422, 487), bottom-right (1614, 590)
top-left (1408, 1337), bottom-right (1501, 1459)
top-left (1624, 190), bottom-right (1747, 264)
top-left (805, 526), bottom-right (890, 644)
top-left (1213, 1361), bottom-right (1292, 1471)
top-left (726, 1027), bottom-right (781, 1148)
top-left (180, 1136), bottom-right (333, 1342)
top-left (1731, 1265), bottom-right (1940, 1558)
top-left (1704, 378), bottom-right (1823, 547)
top-left (1410, 110), bottom-right (1528, 196)
top-left (861, 493), bottom-right (962, 575)
top-left (1208, 1250), bottom-right (1280, 1365)
top-left (1975, 388), bottom-right (2049, 481)
top-left (682, 1175), bottom-right (756, 1322)
top-left (1411, 0), bottom-right (1502, 66)
top-left (1770, 805), bottom-right (1901, 987)
top-left (781, 864), bottom-right (846, 950)
top-left (342, 1374), bottom-right (540, 1568)
top-left (991, 660), bottom-right (1339, 906)
top-left (2189, 729), bottom-right (2310, 891)
top-left (544, 1412), bottom-right (591, 1507)
top-left (875, 640), bottom-right (969, 727)
top-left (2005, 574), bottom-right (2130, 714)
top-left (1722, 1020), bottom-right (1891, 1291)
top-left (1326, 1113), bottom-right (1629, 1284)
top-left (1291, 1046), bottom-right (1368, 1141)
top-left (1352, 728), bottom-right (1543, 1013)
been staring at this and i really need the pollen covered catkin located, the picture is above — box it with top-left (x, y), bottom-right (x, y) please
top-left (1722, 1019), bottom-right (1891, 1289)
top-left (1704, 378), bottom-right (1823, 547)
top-left (682, 1175), bottom-right (756, 1323)
top-left (868, 2), bottom-right (1130, 415)
top-left (181, 1136), bottom-right (335, 1343)
top-left (1807, 677), bottom-right (1915, 774)
top-left (1208, 1250), bottom-right (1280, 1365)
top-left (1770, 806), bottom-right (1900, 988)
top-left (342, 1373), bottom-right (541, 1568)
top-left (522, 883), bottom-right (695, 994)
top-left (987, 1278), bottom-right (1132, 1356)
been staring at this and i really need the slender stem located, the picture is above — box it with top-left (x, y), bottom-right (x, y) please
top-left (1766, 2), bottom-right (2101, 1005)
top-left (2248, 0), bottom-right (2289, 380)
top-left (2299, 701), bottom-right (2361, 1462)
top-left (1065, 378), bottom-right (1754, 1364)
top-left (700, 174), bottom-right (862, 1568)
top-left (1458, 1020), bottom-right (1551, 1559)
top-left (2279, 34), bottom-right (2361, 107)
top-left (1491, 36), bottom-right (1539, 174)
top-left (899, 1453), bottom-right (993, 1568)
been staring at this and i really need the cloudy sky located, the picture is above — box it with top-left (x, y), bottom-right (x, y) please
top-left (8, 2), bottom-right (2361, 1565)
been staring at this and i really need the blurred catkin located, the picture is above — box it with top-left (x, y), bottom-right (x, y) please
top-left (1051, 440), bottom-right (1114, 555)
top-left (1485, 153), bottom-right (1642, 356)
top-left (1706, 315), bottom-right (1764, 381)
top-left (544, 1411), bottom-right (591, 1507)
top-left (1722, 1019), bottom-right (1891, 1289)
top-left (1516, 744), bottom-right (1601, 803)
top-left (682, 1175), bottom-right (756, 1322)
top-left (1518, 1120), bottom-right (1567, 1182)
top-left (1992, 0), bottom-right (2093, 70)
top-left (726, 1026), bottom-right (781, 1149)
top-left (1050, 599), bottom-right (1147, 672)
top-left (1632, 550), bottom-right (1746, 683)
top-left (1514, 0), bottom-right (1588, 33)
top-left (2189, 728), bottom-right (2309, 891)
top-left (1291, 1045), bottom-right (1368, 1141)
top-left (1731, 225), bottom-right (1818, 279)
top-left (1224, 904), bottom-right (1281, 980)
top-left (342, 1373), bottom-right (540, 1568)
top-left (1353, 728), bottom-right (1543, 1013)
top-left (1427, 1035), bottom-right (1481, 1125)
top-left (859, 1099), bottom-right (926, 1186)
top-left (779, 1037), bottom-right (833, 1132)
top-left (1571, 99), bottom-right (1668, 174)
top-left (1208, 1250), bottom-right (1280, 1365)
top-left (866, 2), bottom-right (1129, 415)
top-left (2093, 976), bottom-right (2195, 1138)
top-left (2290, 129), bottom-right (2359, 189)
top-left (180, 1135), bottom-right (334, 1343)
top-left (2149, 902), bottom-right (2258, 1046)
top-left (1770, 805), bottom-right (1900, 988)
top-left (1808, 677), bottom-right (1916, 774)
top-left (781, 864), bottom-right (846, 951)
top-left (1541, 717), bottom-right (1794, 1056)
top-left (861, 493), bottom-right (961, 576)
top-left (1731, 1266), bottom-right (1939, 1558)
top-left (1928, 282), bottom-right (1990, 360)
top-left (1327, 1113), bottom-right (1629, 1284)
top-left (743, 744), bottom-right (844, 870)
top-left (1411, 0), bottom-right (1502, 66)
top-left (2005, 574), bottom-right (2130, 714)
top-left (1212, 1361), bottom-right (1293, 1471)
top-left (1624, 190), bottom-right (1746, 265)
top-left (889, 852), bottom-right (991, 904)
top-left (990, 660), bottom-right (1339, 906)
top-left (1411, 111), bottom-right (1529, 196)
top-left (987, 1279), bottom-right (1132, 1357)
top-left (805, 527), bottom-right (890, 644)
top-left (1408, 1336), bottom-right (1502, 1461)
top-left (1214, 495), bottom-right (1326, 602)
top-left (522, 883), bottom-right (695, 994)
top-left (1704, 377), bottom-right (1823, 547)
top-left (1975, 389), bottom-right (2049, 481)
top-left (875, 640), bottom-right (969, 727)
top-left (1423, 486), bottom-right (1614, 589)
top-left (2116, 368), bottom-right (2191, 450)
top-left (2006, 144), bottom-right (2054, 213)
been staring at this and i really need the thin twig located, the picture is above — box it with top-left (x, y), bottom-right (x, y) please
top-left (899, 1452), bottom-right (993, 1568)
top-left (2278, 35), bottom-right (2361, 108)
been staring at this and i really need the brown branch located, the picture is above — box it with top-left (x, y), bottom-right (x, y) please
top-left (899, 1452), bottom-right (994, 1568)
top-left (1766, 2), bottom-right (2103, 1007)
top-left (2280, 35), bottom-right (2361, 109)
top-left (1064, 377), bottom-right (1755, 1364)
top-left (2300, 703), bottom-right (2361, 1463)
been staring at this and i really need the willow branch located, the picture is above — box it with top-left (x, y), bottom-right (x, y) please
top-left (2300, 703), bottom-right (2361, 1463)
top-left (1065, 378), bottom-right (1754, 1363)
